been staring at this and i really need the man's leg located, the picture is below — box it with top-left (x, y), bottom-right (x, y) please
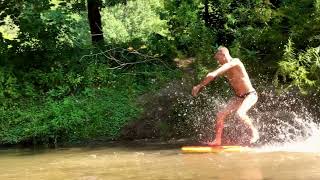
top-left (208, 97), bottom-right (243, 146)
top-left (235, 93), bottom-right (259, 143)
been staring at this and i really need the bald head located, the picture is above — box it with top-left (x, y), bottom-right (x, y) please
top-left (217, 47), bottom-right (229, 54)
top-left (214, 47), bottom-right (232, 64)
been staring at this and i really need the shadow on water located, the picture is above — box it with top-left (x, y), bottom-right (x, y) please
top-left (0, 139), bottom-right (194, 157)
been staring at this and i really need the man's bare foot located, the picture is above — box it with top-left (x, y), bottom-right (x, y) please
top-left (205, 140), bottom-right (221, 146)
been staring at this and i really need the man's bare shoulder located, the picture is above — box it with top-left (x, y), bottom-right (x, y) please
top-left (232, 58), bottom-right (245, 66)
top-left (232, 58), bottom-right (241, 62)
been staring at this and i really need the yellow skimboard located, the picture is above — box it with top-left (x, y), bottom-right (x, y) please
top-left (181, 145), bottom-right (251, 153)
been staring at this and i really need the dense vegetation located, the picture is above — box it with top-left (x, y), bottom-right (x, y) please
top-left (0, 0), bottom-right (319, 145)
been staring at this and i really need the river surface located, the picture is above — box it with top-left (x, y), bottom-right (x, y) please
top-left (1, 142), bottom-right (320, 180)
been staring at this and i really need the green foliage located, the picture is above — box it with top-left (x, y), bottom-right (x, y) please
top-left (0, 55), bottom-right (178, 145)
top-left (276, 40), bottom-right (320, 93)
top-left (0, 49), bottom-right (178, 145)
top-left (0, 87), bottom-right (141, 144)
top-left (164, 0), bottom-right (216, 57)
top-left (0, 67), bottom-right (20, 99)
top-left (0, 0), bottom-right (180, 145)
top-left (101, 0), bottom-right (179, 59)
top-left (194, 0), bottom-right (320, 90)
top-left (269, 0), bottom-right (320, 92)
top-left (0, 0), bottom-right (90, 67)
top-left (206, 0), bottom-right (284, 65)
top-left (1, 0), bottom-right (320, 145)
top-left (101, 0), bottom-right (169, 44)
top-left (279, 0), bottom-right (320, 49)
top-left (0, 15), bottom-right (20, 40)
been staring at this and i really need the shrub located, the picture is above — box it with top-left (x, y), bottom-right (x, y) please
top-left (275, 39), bottom-right (320, 93)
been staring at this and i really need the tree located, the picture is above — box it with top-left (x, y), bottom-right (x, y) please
top-left (87, 0), bottom-right (104, 43)
top-left (203, 0), bottom-right (209, 26)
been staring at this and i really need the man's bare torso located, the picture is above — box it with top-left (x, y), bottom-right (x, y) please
top-left (225, 58), bottom-right (255, 97)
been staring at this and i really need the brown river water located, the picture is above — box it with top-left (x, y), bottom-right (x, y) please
top-left (1, 140), bottom-right (320, 180)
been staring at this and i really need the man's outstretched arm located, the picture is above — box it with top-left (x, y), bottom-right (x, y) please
top-left (192, 61), bottom-right (240, 96)
top-left (206, 60), bottom-right (239, 78)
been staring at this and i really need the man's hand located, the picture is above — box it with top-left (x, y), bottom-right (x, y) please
top-left (192, 85), bottom-right (203, 97)
top-left (192, 75), bottom-right (215, 97)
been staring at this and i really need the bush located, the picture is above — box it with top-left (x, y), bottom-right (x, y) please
top-left (275, 39), bottom-right (320, 93)
top-left (101, 0), bottom-right (169, 44)
top-left (0, 53), bottom-right (178, 145)
top-left (0, 87), bottom-right (141, 145)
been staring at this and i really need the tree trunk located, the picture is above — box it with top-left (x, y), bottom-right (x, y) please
top-left (87, 0), bottom-right (104, 43)
top-left (269, 0), bottom-right (282, 8)
top-left (204, 0), bottom-right (209, 26)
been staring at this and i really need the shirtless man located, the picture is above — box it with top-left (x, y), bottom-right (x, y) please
top-left (192, 47), bottom-right (259, 145)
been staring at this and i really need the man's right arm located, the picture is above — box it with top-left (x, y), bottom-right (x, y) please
top-left (197, 76), bottom-right (215, 88)
top-left (192, 76), bottom-right (215, 97)
top-left (207, 60), bottom-right (239, 78)
top-left (192, 60), bottom-right (240, 96)
top-left (196, 60), bottom-right (238, 89)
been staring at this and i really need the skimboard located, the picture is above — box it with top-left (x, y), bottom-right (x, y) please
top-left (181, 145), bottom-right (251, 153)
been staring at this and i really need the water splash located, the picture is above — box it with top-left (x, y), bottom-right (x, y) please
top-left (253, 89), bottom-right (320, 152)
top-left (174, 85), bottom-right (320, 151)
top-left (256, 114), bottom-right (320, 153)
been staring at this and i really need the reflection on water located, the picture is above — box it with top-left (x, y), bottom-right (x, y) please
top-left (1, 142), bottom-right (320, 180)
